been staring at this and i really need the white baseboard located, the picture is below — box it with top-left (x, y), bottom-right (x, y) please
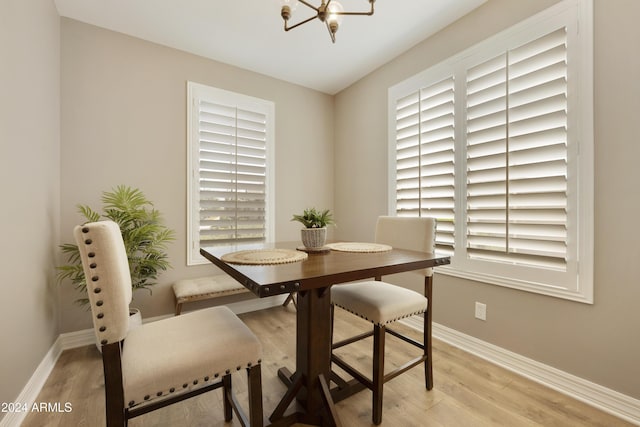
top-left (0, 337), bottom-right (65, 427)
top-left (0, 295), bottom-right (286, 427)
top-left (400, 316), bottom-right (640, 426)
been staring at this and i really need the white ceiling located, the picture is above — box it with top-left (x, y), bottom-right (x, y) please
top-left (54, 0), bottom-right (486, 95)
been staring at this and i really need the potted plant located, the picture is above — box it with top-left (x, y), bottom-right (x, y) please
top-left (291, 207), bottom-right (335, 250)
top-left (57, 185), bottom-right (175, 317)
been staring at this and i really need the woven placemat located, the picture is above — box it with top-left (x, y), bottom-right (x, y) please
top-left (221, 248), bottom-right (308, 265)
top-left (326, 242), bottom-right (393, 253)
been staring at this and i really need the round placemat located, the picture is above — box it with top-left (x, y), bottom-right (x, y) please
top-left (326, 242), bottom-right (393, 253)
top-left (221, 248), bottom-right (308, 265)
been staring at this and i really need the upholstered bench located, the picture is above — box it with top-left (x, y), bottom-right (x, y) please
top-left (172, 275), bottom-right (249, 315)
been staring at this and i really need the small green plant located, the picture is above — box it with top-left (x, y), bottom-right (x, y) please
top-left (57, 185), bottom-right (175, 307)
top-left (291, 208), bottom-right (335, 229)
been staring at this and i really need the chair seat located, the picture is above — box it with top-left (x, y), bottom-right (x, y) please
top-left (332, 281), bottom-right (428, 326)
top-left (122, 306), bottom-right (262, 408)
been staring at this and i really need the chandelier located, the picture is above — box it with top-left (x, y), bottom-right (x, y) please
top-left (280, 0), bottom-right (375, 43)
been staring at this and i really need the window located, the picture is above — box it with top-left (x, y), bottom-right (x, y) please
top-left (388, 0), bottom-right (593, 302)
top-left (187, 82), bottom-right (275, 265)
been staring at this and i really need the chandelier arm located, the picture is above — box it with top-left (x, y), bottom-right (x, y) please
top-left (284, 14), bottom-right (319, 32)
top-left (298, 0), bottom-right (320, 12)
top-left (334, 2), bottom-right (375, 17)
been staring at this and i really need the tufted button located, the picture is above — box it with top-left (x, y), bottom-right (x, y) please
top-left (94, 288), bottom-right (101, 294)
top-left (247, 362), bottom-right (252, 367)
top-left (169, 387), bottom-right (175, 393)
top-left (97, 313), bottom-right (104, 319)
top-left (84, 239), bottom-right (92, 245)
top-left (214, 373), bottom-right (219, 378)
top-left (144, 395), bottom-right (150, 401)
top-left (88, 252), bottom-right (95, 258)
top-left (96, 300), bottom-right (103, 306)
top-left (99, 326), bottom-right (106, 332)
top-left (225, 369), bottom-right (230, 375)
top-left (193, 380), bottom-right (198, 385)
top-left (92, 276), bottom-right (99, 282)
top-left (156, 391), bottom-right (163, 397)
top-left (183, 383), bottom-right (188, 388)
top-left (128, 401), bottom-right (135, 407)
top-left (236, 366), bottom-right (241, 371)
top-left (82, 227), bottom-right (90, 233)
top-left (204, 376), bottom-right (209, 381)
top-left (101, 339), bottom-right (107, 345)
top-left (90, 263), bottom-right (97, 269)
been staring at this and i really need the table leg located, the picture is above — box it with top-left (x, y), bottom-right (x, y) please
top-left (269, 287), bottom-right (341, 427)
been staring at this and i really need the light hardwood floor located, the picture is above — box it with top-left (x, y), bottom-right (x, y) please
top-left (22, 305), bottom-right (631, 427)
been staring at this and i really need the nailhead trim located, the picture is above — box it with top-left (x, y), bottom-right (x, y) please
top-left (126, 359), bottom-right (262, 409)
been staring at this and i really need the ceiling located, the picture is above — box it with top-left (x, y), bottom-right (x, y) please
top-left (54, 0), bottom-right (486, 95)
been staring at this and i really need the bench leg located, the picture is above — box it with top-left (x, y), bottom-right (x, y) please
top-left (175, 302), bottom-right (183, 316)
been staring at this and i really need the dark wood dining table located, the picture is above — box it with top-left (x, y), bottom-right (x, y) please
top-left (200, 241), bottom-right (450, 427)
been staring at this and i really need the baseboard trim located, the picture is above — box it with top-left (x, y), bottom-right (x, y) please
top-left (0, 336), bottom-right (65, 427)
top-left (0, 295), bottom-right (286, 427)
top-left (400, 316), bottom-right (640, 426)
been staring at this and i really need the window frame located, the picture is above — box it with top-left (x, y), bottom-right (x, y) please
top-left (388, 0), bottom-right (593, 303)
top-left (187, 82), bottom-right (276, 265)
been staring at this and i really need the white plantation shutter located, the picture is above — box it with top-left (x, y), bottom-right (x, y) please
top-left (188, 83), bottom-right (275, 264)
top-left (465, 28), bottom-right (569, 270)
top-left (389, 0), bottom-right (593, 302)
top-left (394, 76), bottom-right (456, 255)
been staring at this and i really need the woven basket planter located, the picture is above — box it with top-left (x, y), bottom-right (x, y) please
top-left (300, 227), bottom-right (327, 250)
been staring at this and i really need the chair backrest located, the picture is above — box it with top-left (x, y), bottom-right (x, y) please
top-left (375, 216), bottom-right (437, 277)
top-left (74, 220), bottom-right (133, 346)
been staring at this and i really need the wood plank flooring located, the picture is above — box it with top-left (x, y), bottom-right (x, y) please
top-left (21, 305), bottom-right (631, 426)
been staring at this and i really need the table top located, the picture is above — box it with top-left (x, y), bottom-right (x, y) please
top-left (200, 241), bottom-right (450, 298)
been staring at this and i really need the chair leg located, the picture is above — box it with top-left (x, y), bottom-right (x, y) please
top-left (247, 364), bottom-right (264, 427)
top-left (223, 374), bottom-right (233, 422)
top-left (372, 324), bottom-right (385, 425)
top-left (424, 276), bottom-right (434, 390)
top-left (102, 342), bottom-right (126, 427)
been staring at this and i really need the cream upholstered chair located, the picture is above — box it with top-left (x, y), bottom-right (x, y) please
top-left (331, 216), bottom-right (437, 425)
top-left (74, 221), bottom-right (263, 427)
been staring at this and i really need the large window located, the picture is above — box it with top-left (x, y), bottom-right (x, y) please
top-left (388, 0), bottom-right (593, 302)
top-left (187, 82), bottom-right (275, 265)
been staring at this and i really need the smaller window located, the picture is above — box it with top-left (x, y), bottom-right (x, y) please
top-left (187, 82), bottom-right (275, 265)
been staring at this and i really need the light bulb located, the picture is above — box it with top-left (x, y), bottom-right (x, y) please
top-left (327, 1), bottom-right (344, 25)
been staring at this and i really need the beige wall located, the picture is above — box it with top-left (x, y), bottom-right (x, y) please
top-left (0, 0), bottom-right (61, 412)
top-left (335, 0), bottom-right (640, 399)
top-left (59, 19), bottom-right (335, 332)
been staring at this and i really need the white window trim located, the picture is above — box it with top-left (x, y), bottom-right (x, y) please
top-left (388, 0), bottom-right (593, 303)
top-left (187, 82), bottom-right (276, 265)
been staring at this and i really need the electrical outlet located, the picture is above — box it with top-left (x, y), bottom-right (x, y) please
top-left (475, 302), bottom-right (487, 321)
